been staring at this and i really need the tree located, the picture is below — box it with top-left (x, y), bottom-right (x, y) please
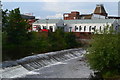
top-left (64, 32), bottom-right (78, 48)
top-left (2, 8), bottom-right (30, 60)
top-left (2, 9), bottom-right (8, 32)
top-left (86, 25), bottom-right (120, 77)
top-left (48, 29), bottom-right (67, 51)
top-left (5, 8), bottom-right (29, 44)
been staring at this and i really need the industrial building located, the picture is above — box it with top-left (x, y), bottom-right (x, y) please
top-left (32, 4), bottom-right (120, 39)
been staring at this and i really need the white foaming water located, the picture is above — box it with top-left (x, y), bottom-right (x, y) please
top-left (1, 48), bottom-right (86, 78)
top-left (1, 65), bottom-right (29, 78)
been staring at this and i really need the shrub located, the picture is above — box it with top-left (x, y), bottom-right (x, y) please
top-left (86, 25), bottom-right (120, 77)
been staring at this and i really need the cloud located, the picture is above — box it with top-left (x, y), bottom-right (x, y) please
top-left (42, 2), bottom-right (78, 13)
top-left (46, 13), bottom-right (63, 19)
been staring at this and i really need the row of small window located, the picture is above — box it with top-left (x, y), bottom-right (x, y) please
top-left (34, 25), bottom-right (53, 30)
top-left (74, 26), bottom-right (103, 32)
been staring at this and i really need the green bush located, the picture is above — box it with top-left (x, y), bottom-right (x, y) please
top-left (86, 25), bottom-right (120, 77)
top-left (3, 28), bottom-right (80, 60)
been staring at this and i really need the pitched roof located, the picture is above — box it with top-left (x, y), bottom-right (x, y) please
top-left (34, 19), bottom-right (61, 24)
top-left (33, 19), bottom-right (115, 24)
top-left (94, 4), bottom-right (107, 14)
top-left (93, 4), bottom-right (108, 16)
top-left (64, 19), bottom-right (115, 24)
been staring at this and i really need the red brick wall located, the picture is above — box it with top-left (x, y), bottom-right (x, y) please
top-left (64, 11), bottom-right (80, 20)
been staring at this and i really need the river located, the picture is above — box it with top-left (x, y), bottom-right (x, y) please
top-left (0, 48), bottom-right (93, 79)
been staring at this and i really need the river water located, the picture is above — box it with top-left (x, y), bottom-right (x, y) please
top-left (0, 48), bottom-right (93, 79)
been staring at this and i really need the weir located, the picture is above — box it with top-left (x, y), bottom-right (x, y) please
top-left (1, 48), bottom-right (86, 78)
top-left (17, 48), bottom-right (85, 71)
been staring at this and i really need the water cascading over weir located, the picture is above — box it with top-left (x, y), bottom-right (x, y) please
top-left (17, 48), bottom-right (86, 71)
top-left (1, 48), bottom-right (87, 78)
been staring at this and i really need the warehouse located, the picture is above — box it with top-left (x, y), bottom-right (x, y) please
top-left (32, 19), bottom-right (119, 33)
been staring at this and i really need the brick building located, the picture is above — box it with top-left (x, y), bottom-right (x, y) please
top-left (63, 4), bottom-right (120, 20)
top-left (63, 11), bottom-right (80, 20)
top-left (21, 14), bottom-right (37, 31)
top-left (32, 4), bottom-right (120, 39)
top-left (93, 4), bottom-right (108, 17)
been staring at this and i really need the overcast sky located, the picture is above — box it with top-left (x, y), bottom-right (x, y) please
top-left (2, 0), bottom-right (120, 19)
top-left (2, 0), bottom-right (120, 2)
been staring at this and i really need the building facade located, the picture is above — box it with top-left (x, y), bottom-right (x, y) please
top-left (63, 4), bottom-right (120, 20)
top-left (63, 4), bottom-right (108, 20)
top-left (32, 19), bottom-right (119, 39)
top-left (32, 3), bottom-right (119, 39)
top-left (32, 19), bottom-right (119, 33)
top-left (63, 11), bottom-right (80, 20)
top-left (64, 19), bottom-right (118, 33)
top-left (32, 19), bottom-right (64, 32)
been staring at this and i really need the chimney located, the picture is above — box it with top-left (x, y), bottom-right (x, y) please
top-left (94, 4), bottom-right (108, 17)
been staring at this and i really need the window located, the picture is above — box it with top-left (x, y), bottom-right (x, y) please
top-left (75, 26), bottom-right (78, 31)
top-left (115, 26), bottom-right (118, 30)
top-left (79, 26), bottom-right (82, 31)
top-left (84, 26), bottom-right (86, 31)
top-left (64, 14), bottom-right (69, 17)
top-left (94, 26), bottom-right (96, 31)
top-left (100, 26), bottom-right (101, 32)
top-left (89, 26), bottom-right (91, 32)
top-left (92, 26), bottom-right (96, 31)
top-left (37, 26), bottom-right (41, 31)
top-left (34, 25), bottom-right (41, 30)
top-left (43, 26), bottom-right (46, 29)
top-left (104, 27), bottom-right (105, 31)
top-left (49, 26), bottom-right (53, 32)
top-left (69, 27), bottom-right (72, 32)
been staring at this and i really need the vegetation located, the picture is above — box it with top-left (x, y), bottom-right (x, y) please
top-left (2, 8), bottom-right (30, 60)
top-left (86, 25), bottom-right (120, 78)
top-left (2, 8), bottom-right (80, 61)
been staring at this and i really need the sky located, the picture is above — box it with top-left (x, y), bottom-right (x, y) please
top-left (1, 0), bottom-right (120, 19)
top-left (2, 0), bottom-right (120, 2)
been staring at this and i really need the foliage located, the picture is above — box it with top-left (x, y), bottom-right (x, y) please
top-left (2, 8), bottom-right (80, 61)
top-left (48, 29), bottom-right (67, 51)
top-left (4, 8), bottom-right (29, 44)
top-left (2, 9), bottom-right (8, 32)
top-left (86, 25), bottom-right (120, 77)
top-left (2, 8), bottom-right (30, 60)
top-left (64, 32), bottom-right (78, 48)
top-left (48, 29), bottom-right (79, 51)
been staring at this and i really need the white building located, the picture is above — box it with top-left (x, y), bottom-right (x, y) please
top-left (32, 19), bottom-right (119, 33)
top-left (32, 19), bottom-right (64, 32)
top-left (64, 19), bottom-right (118, 33)
top-left (91, 14), bottom-right (106, 19)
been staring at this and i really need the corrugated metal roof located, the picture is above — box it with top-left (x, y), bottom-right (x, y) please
top-left (33, 19), bottom-right (115, 24)
top-left (64, 19), bottom-right (115, 24)
top-left (34, 19), bottom-right (61, 24)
